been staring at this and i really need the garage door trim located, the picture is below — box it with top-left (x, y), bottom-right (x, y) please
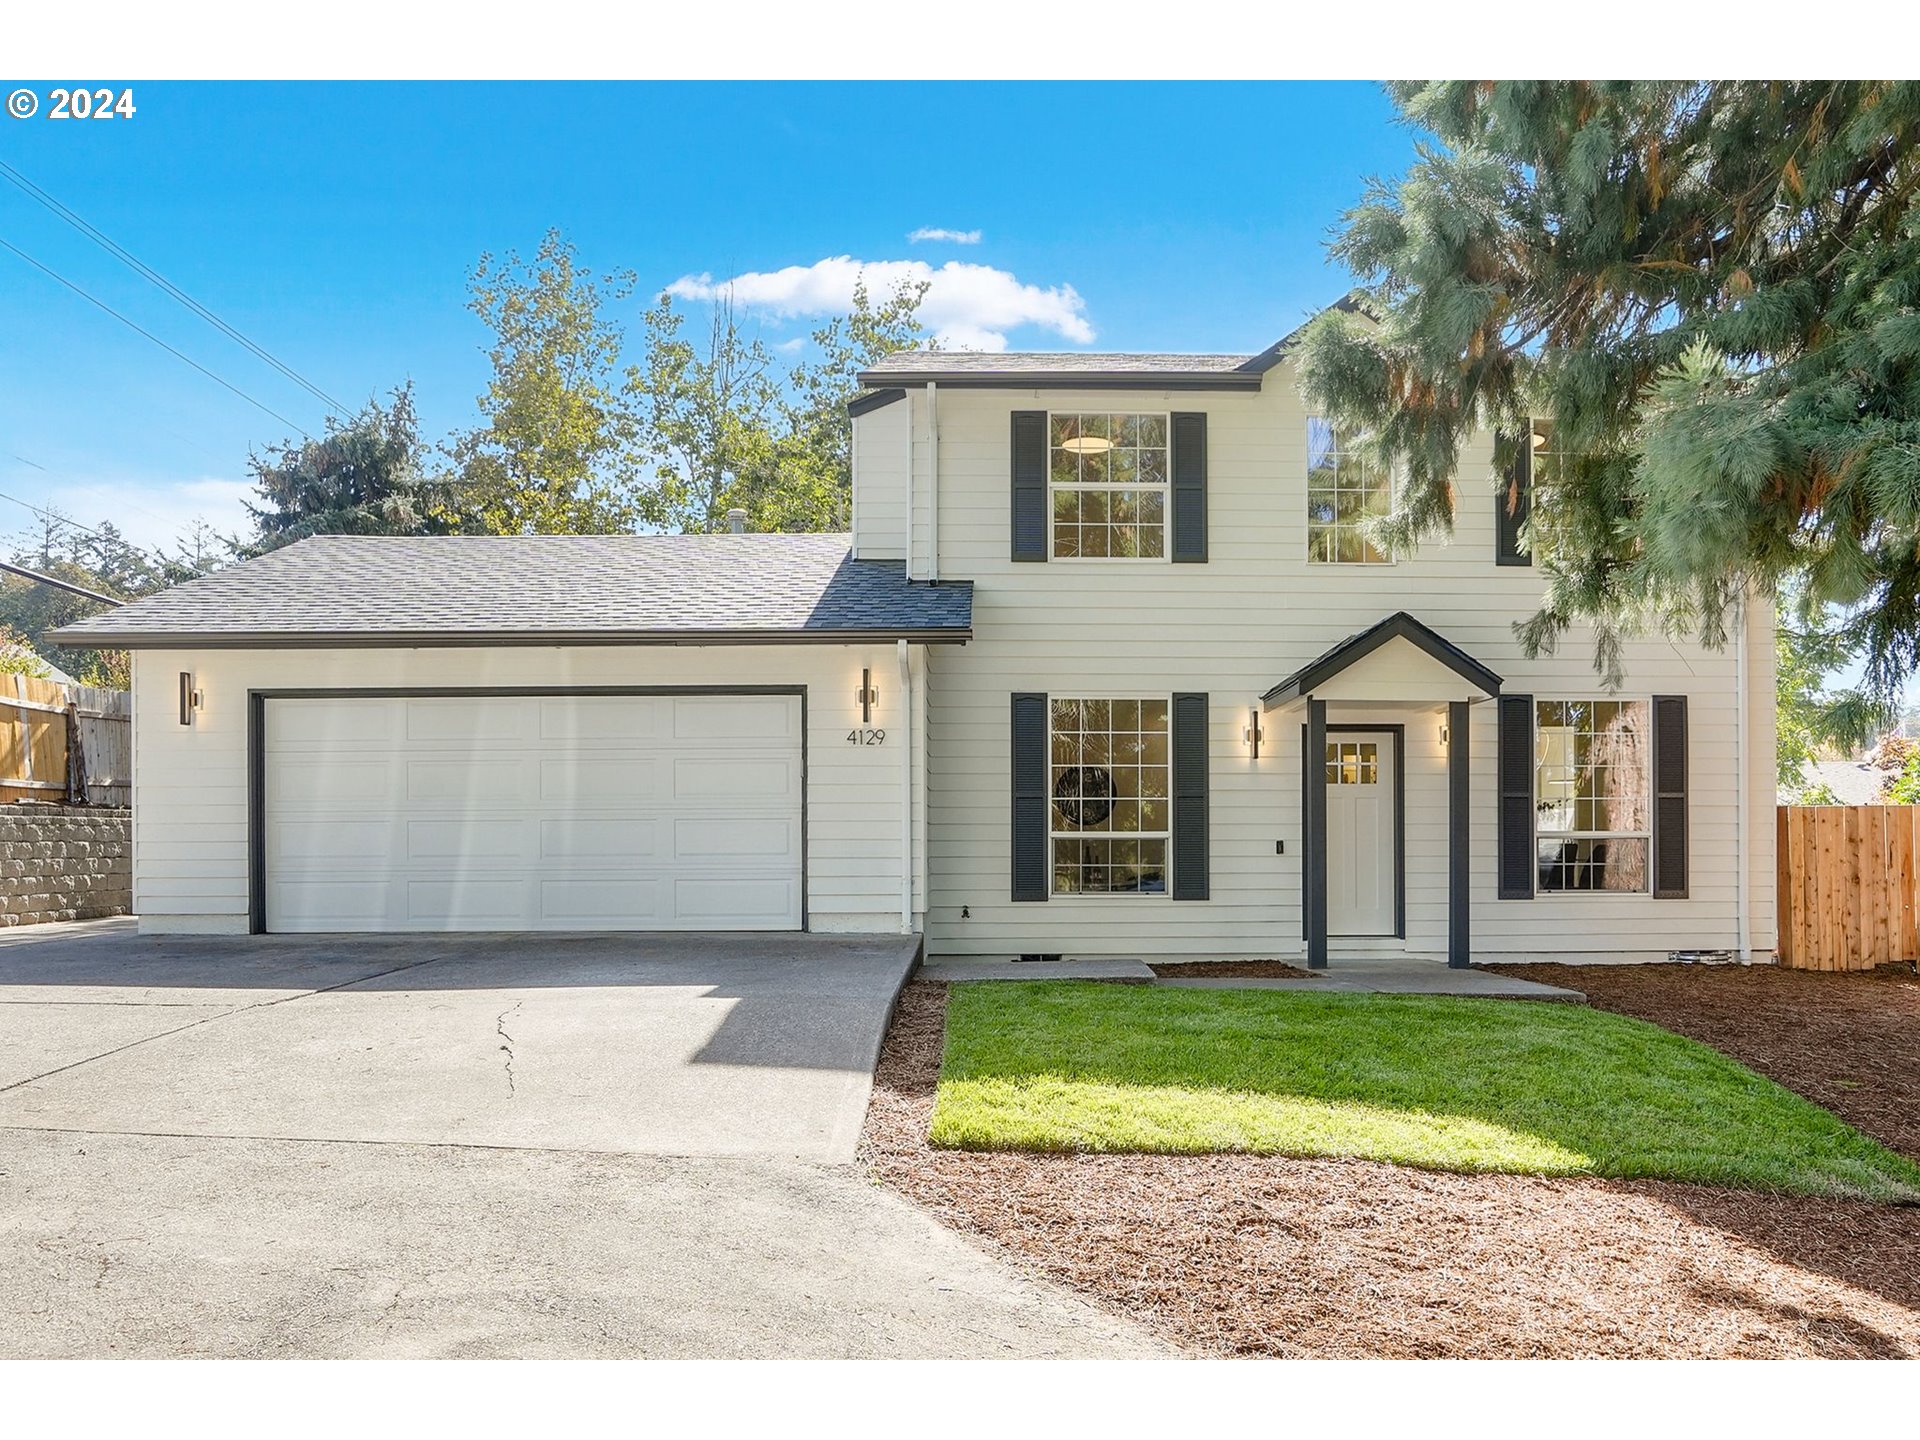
top-left (246, 685), bottom-right (809, 935)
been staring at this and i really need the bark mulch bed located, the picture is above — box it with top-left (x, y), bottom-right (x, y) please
top-left (861, 981), bottom-right (1920, 1358)
top-left (1488, 962), bottom-right (1920, 1163)
top-left (1149, 960), bottom-right (1317, 979)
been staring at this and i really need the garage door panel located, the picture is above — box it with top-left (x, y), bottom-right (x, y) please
top-left (538, 879), bottom-right (665, 924)
top-left (267, 699), bottom-right (402, 746)
top-left (674, 816), bottom-right (797, 859)
top-left (406, 818), bottom-right (530, 862)
top-left (271, 819), bottom-right (395, 862)
top-left (406, 759), bottom-right (538, 805)
top-left (673, 878), bottom-right (798, 926)
top-left (540, 696), bottom-right (663, 740)
top-left (541, 757), bottom-right (662, 805)
top-left (540, 817), bottom-right (659, 860)
top-left (673, 756), bottom-right (793, 801)
top-left (264, 693), bottom-right (803, 933)
top-left (268, 880), bottom-right (393, 929)
top-left (269, 762), bottom-right (399, 807)
top-left (674, 695), bottom-right (797, 741)
top-left (405, 697), bottom-right (537, 743)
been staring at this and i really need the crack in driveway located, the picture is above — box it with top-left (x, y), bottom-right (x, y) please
top-left (495, 1002), bottom-right (522, 1098)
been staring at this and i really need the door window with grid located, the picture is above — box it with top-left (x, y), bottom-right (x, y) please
top-left (1326, 741), bottom-right (1380, 785)
top-left (1534, 698), bottom-right (1651, 892)
top-left (1049, 697), bottom-right (1169, 894)
top-left (1049, 413), bottom-right (1169, 559)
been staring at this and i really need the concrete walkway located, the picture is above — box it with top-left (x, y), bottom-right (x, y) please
top-left (1158, 957), bottom-right (1585, 1001)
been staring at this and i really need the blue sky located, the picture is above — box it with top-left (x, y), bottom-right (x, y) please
top-left (0, 81), bottom-right (1412, 553)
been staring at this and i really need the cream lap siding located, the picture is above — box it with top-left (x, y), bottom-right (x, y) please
top-left (131, 643), bottom-right (924, 936)
top-left (918, 370), bottom-right (1777, 963)
top-left (852, 398), bottom-right (910, 562)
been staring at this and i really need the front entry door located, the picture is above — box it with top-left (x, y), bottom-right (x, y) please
top-left (1325, 732), bottom-right (1398, 937)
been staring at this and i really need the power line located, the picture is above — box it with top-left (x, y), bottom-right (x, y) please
top-left (0, 159), bottom-right (352, 418)
top-left (0, 558), bottom-right (124, 607)
top-left (0, 237), bottom-right (312, 439)
top-left (0, 488), bottom-right (171, 581)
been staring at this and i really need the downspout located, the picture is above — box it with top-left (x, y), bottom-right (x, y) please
top-left (1735, 587), bottom-right (1753, 962)
top-left (927, 381), bottom-right (940, 583)
top-left (903, 391), bottom-right (916, 581)
top-left (898, 638), bottom-right (913, 934)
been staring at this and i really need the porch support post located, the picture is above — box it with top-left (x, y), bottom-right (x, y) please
top-left (1305, 696), bottom-right (1328, 970)
top-left (1447, 699), bottom-right (1471, 968)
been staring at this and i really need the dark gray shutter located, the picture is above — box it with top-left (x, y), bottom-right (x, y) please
top-left (1170, 412), bottom-right (1207, 563)
top-left (1497, 693), bottom-right (1535, 899)
top-left (1011, 693), bottom-right (1049, 901)
top-left (1652, 695), bottom-right (1689, 898)
top-left (1495, 428), bottom-right (1532, 567)
top-left (1171, 693), bottom-right (1210, 900)
top-left (1011, 411), bottom-right (1048, 562)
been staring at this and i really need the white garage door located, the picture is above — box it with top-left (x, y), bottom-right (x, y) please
top-left (262, 692), bottom-right (804, 932)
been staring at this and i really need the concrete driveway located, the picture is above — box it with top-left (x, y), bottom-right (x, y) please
top-left (0, 920), bottom-right (1165, 1358)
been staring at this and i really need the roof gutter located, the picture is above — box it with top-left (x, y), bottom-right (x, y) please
top-left (43, 626), bottom-right (974, 650)
top-left (855, 372), bottom-right (1265, 392)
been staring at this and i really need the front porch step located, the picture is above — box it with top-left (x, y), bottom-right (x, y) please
top-left (918, 958), bottom-right (1156, 984)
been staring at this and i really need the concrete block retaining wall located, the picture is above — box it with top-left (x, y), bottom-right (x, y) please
top-left (0, 805), bottom-right (132, 926)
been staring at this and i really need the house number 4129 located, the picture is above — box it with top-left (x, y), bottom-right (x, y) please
top-left (846, 728), bottom-right (887, 746)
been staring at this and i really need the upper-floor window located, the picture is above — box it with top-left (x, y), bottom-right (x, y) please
top-left (1534, 698), bottom-right (1650, 893)
top-left (1050, 413), bottom-right (1169, 559)
top-left (1307, 418), bottom-right (1393, 564)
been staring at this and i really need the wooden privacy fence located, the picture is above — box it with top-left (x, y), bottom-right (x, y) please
top-left (0, 673), bottom-right (130, 807)
top-left (1776, 805), bottom-right (1920, 970)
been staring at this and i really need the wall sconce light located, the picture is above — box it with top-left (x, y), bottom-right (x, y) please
top-left (1438, 719), bottom-right (1452, 750)
top-left (1244, 705), bottom-right (1265, 759)
top-left (178, 672), bottom-right (204, 726)
top-left (857, 667), bottom-right (879, 724)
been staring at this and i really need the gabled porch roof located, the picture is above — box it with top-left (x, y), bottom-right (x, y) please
top-left (1261, 612), bottom-right (1503, 708)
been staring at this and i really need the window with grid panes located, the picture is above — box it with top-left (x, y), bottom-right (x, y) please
top-left (1049, 697), bottom-right (1170, 894)
top-left (1307, 417), bottom-right (1393, 564)
top-left (1534, 698), bottom-right (1651, 893)
top-left (1049, 413), bottom-right (1169, 559)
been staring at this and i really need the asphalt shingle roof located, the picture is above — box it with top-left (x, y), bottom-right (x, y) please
top-left (49, 533), bottom-right (973, 648)
top-left (855, 294), bottom-right (1375, 391)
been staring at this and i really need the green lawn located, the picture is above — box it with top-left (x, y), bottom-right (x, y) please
top-left (929, 982), bottom-right (1920, 1202)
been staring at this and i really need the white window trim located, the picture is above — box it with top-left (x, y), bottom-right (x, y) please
top-left (1047, 691), bottom-right (1174, 900)
top-left (1532, 693), bottom-right (1654, 896)
top-left (1306, 416), bottom-right (1396, 566)
top-left (1045, 410), bottom-right (1173, 565)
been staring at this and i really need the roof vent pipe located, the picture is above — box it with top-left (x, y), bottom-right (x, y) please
top-left (726, 508), bottom-right (748, 534)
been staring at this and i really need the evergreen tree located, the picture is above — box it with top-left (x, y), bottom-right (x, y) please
top-left (244, 383), bottom-right (453, 553)
top-left (1297, 81), bottom-right (1920, 698)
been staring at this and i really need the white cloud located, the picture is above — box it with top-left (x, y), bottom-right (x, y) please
top-left (907, 227), bottom-right (982, 245)
top-left (665, 256), bottom-right (1093, 351)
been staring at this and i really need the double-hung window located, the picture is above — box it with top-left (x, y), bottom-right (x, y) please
top-left (1306, 418), bottom-right (1393, 564)
top-left (1534, 698), bottom-right (1651, 893)
top-left (1049, 413), bottom-right (1169, 559)
top-left (1049, 697), bottom-right (1170, 894)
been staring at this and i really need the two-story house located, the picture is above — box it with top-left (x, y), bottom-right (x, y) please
top-left (55, 303), bottom-right (1777, 966)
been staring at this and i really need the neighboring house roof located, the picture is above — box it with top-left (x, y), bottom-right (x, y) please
top-left (854, 292), bottom-right (1375, 394)
top-left (1799, 759), bottom-right (1892, 805)
top-left (0, 645), bottom-right (75, 685)
top-left (47, 533), bottom-right (974, 649)
top-left (1261, 611), bottom-right (1504, 706)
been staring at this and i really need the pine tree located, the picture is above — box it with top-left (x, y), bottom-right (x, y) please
top-left (1297, 81), bottom-right (1920, 699)
top-left (244, 383), bottom-right (455, 554)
